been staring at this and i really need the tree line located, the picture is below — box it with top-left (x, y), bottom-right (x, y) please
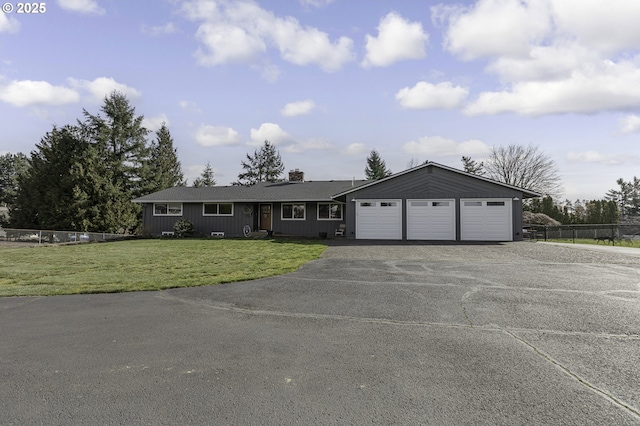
top-left (1, 92), bottom-right (184, 233)
top-left (459, 145), bottom-right (631, 225)
top-left (0, 92), bottom-right (632, 232)
top-left (0, 92), bottom-right (292, 233)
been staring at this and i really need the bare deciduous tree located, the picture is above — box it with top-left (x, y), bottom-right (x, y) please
top-left (484, 144), bottom-right (562, 198)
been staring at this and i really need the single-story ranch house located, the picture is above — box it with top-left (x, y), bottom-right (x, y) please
top-left (133, 162), bottom-right (540, 241)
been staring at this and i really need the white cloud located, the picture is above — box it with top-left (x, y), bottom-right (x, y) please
top-left (550, 0), bottom-right (640, 53)
top-left (436, 0), bottom-right (640, 117)
top-left (566, 151), bottom-right (629, 165)
top-left (179, 100), bottom-right (201, 113)
top-left (284, 138), bottom-right (332, 154)
top-left (143, 114), bottom-right (169, 132)
top-left (486, 43), bottom-right (599, 83)
top-left (362, 12), bottom-right (428, 68)
top-left (194, 22), bottom-right (267, 66)
top-left (57, 0), bottom-right (105, 15)
top-left (0, 12), bottom-right (20, 33)
top-left (281, 100), bottom-right (315, 117)
top-left (253, 62), bottom-right (280, 83)
top-left (181, 0), bottom-right (355, 72)
top-left (465, 59), bottom-right (640, 116)
top-left (271, 19), bottom-right (354, 72)
top-left (249, 122), bottom-right (292, 146)
top-left (342, 143), bottom-right (367, 156)
top-left (402, 136), bottom-right (490, 157)
top-left (396, 81), bottom-right (468, 110)
top-left (141, 22), bottom-right (177, 37)
top-left (195, 125), bottom-right (241, 147)
top-left (439, 0), bottom-right (551, 61)
top-left (68, 77), bottom-right (141, 103)
top-left (0, 76), bottom-right (140, 109)
top-left (298, 0), bottom-right (334, 7)
top-left (620, 115), bottom-right (640, 134)
top-left (0, 79), bottom-right (79, 107)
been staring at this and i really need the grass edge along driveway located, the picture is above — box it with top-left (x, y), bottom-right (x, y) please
top-left (0, 239), bottom-right (327, 297)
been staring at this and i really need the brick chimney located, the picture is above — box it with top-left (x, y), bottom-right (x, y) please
top-left (289, 169), bottom-right (304, 182)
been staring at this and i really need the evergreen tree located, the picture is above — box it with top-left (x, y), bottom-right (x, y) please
top-left (78, 91), bottom-right (149, 232)
top-left (193, 162), bottom-right (216, 187)
top-left (606, 177), bottom-right (639, 218)
top-left (0, 152), bottom-right (29, 222)
top-left (144, 123), bottom-right (185, 193)
top-left (235, 140), bottom-right (284, 186)
top-left (364, 149), bottom-right (392, 180)
top-left (10, 126), bottom-right (89, 230)
top-left (461, 156), bottom-right (484, 175)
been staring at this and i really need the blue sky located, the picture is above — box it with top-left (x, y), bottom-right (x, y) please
top-left (1, 0), bottom-right (639, 201)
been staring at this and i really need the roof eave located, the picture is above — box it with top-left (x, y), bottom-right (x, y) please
top-left (331, 161), bottom-right (543, 198)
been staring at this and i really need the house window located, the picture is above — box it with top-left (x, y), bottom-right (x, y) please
top-left (432, 201), bottom-right (450, 207)
top-left (381, 202), bottom-right (397, 207)
top-left (464, 201), bottom-right (482, 207)
top-left (318, 203), bottom-right (343, 220)
top-left (203, 203), bottom-right (233, 216)
top-left (282, 203), bottom-right (306, 220)
top-left (487, 201), bottom-right (505, 206)
top-left (154, 203), bottom-right (182, 216)
top-left (360, 202), bottom-right (374, 207)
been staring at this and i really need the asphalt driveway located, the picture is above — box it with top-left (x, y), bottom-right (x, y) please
top-left (1, 241), bottom-right (639, 425)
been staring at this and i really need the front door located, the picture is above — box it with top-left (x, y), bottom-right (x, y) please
top-left (259, 204), bottom-right (272, 231)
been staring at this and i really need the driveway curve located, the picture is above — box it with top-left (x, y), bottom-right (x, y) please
top-left (1, 241), bottom-right (639, 425)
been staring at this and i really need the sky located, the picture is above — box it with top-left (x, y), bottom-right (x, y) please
top-left (0, 0), bottom-right (639, 201)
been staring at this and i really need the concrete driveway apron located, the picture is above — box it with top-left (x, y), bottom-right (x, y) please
top-left (1, 241), bottom-right (639, 425)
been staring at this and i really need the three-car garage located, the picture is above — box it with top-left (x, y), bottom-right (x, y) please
top-left (336, 162), bottom-right (540, 242)
top-left (355, 197), bottom-right (513, 241)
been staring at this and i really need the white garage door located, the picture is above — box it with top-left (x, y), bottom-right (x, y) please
top-left (356, 200), bottom-right (402, 240)
top-left (407, 199), bottom-right (455, 240)
top-left (461, 198), bottom-right (512, 241)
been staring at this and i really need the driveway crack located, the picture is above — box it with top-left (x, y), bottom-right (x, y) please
top-left (504, 330), bottom-right (640, 421)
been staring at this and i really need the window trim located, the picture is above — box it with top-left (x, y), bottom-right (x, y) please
top-left (153, 202), bottom-right (183, 216)
top-left (317, 202), bottom-right (343, 221)
top-left (281, 202), bottom-right (306, 220)
top-left (202, 202), bottom-right (234, 216)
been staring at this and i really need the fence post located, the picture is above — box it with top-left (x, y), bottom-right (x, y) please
top-left (39, 230), bottom-right (42, 245)
top-left (544, 226), bottom-right (547, 242)
top-left (572, 228), bottom-right (576, 243)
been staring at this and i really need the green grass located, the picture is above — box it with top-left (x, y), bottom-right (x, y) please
top-left (0, 239), bottom-right (327, 297)
top-left (545, 238), bottom-right (640, 248)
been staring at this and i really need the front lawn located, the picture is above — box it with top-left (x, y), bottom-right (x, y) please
top-left (0, 239), bottom-right (327, 297)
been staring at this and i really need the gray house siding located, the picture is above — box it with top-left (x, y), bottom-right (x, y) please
top-left (341, 166), bottom-right (525, 241)
top-left (141, 201), bottom-right (344, 238)
top-left (270, 202), bottom-right (344, 237)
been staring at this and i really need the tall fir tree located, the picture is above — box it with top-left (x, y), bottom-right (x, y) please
top-left (143, 123), bottom-right (185, 193)
top-left (193, 162), bottom-right (216, 187)
top-left (364, 149), bottom-right (392, 180)
top-left (0, 152), bottom-right (29, 220)
top-left (235, 140), bottom-right (284, 186)
top-left (78, 91), bottom-right (149, 232)
top-left (11, 126), bottom-right (89, 230)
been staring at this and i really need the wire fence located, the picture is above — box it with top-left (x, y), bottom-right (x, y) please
top-left (524, 223), bottom-right (640, 245)
top-left (0, 227), bottom-right (128, 246)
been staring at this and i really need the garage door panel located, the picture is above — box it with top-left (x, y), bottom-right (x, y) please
top-left (356, 200), bottom-right (401, 240)
top-left (407, 199), bottom-right (455, 240)
top-left (461, 199), bottom-right (512, 241)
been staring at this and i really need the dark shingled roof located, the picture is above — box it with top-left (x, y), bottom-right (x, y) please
top-left (133, 180), bottom-right (368, 203)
